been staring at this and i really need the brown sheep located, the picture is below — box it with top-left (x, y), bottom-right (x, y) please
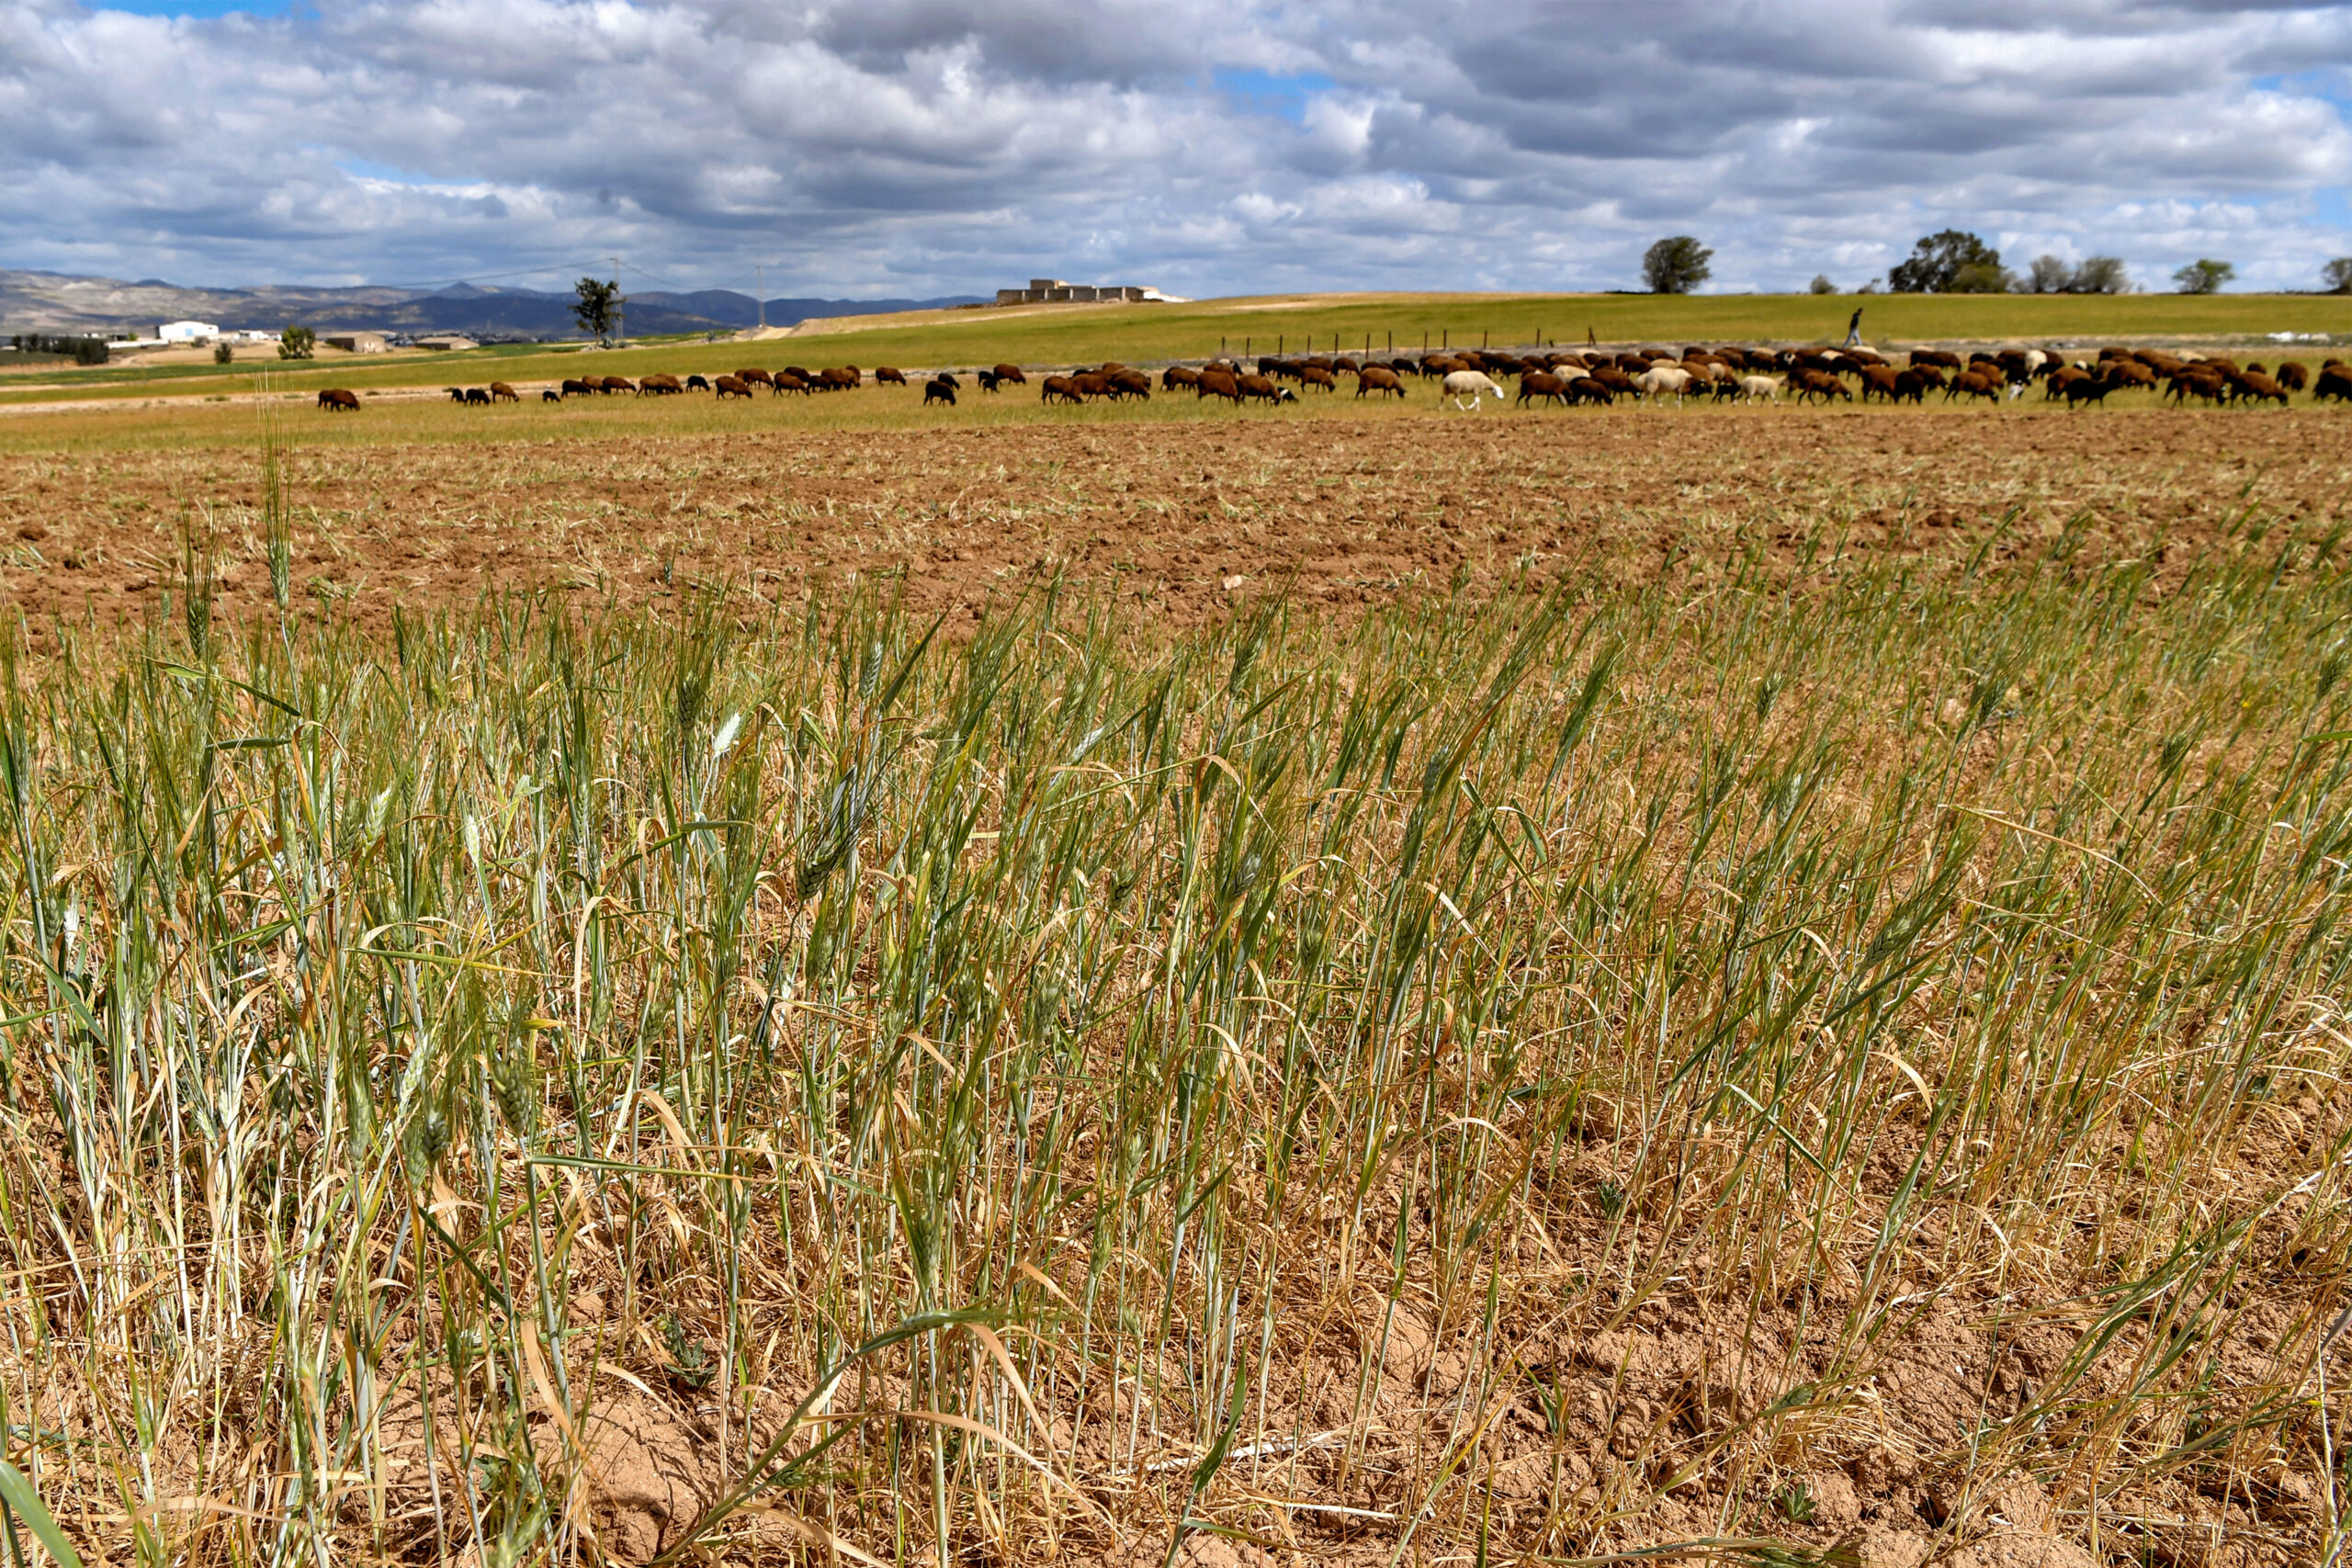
top-left (1236, 373), bottom-right (1286, 405)
top-left (1517, 370), bottom-right (1569, 406)
top-left (1195, 370), bottom-right (1243, 404)
top-left (1298, 367), bottom-right (1337, 393)
top-left (1891, 369), bottom-right (1930, 405)
top-left (991, 363), bottom-right (1028, 385)
top-left (779, 366), bottom-right (812, 383)
top-left (2237, 372), bottom-right (2290, 407)
top-left (1946, 370), bottom-right (2001, 404)
top-left (2313, 366), bottom-right (2352, 402)
top-left (1356, 367), bottom-right (1406, 399)
top-left (2062, 376), bottom-right (2113, 409)
top-left (1162, 366), bottom-right (1201, 391)
top-left (638, 374), bottom-right (683, 395)
top-left (734, 368), bottom-right (775, 389)
top-left (816, 367), bottom-right (857, 391)
top-left (489, 381), bottom-right (519, 402)
top-left (1040, 376), bottom-right (1085, 404)
top-left (772, 372), bottom-right (811, 395)
top-left (923, 378), bottom-right (956, 406)
top-left (876, 367), bottom-right (908, 386)
top-left (1908, 349), bottom-right (1961, 370)
top-left (317, 389), bottom-right (360, 412)
top-left (1107, 369), bottom-right (1153, 400)
top-left (1565, 378), bottom-right (1614, 406)
top-left (1857, 366), bottom-right (1900, 402)
top-left (599, 376), bottom-right (635, 394)
top-left (1588, 367), bottom-right (1636, 396)
top-left (561, 378), bottom-right (597, 398)
top-left (2277, 361), bottom-right (2309, 392)
top-left (713, 375), bottom-right (752, 400)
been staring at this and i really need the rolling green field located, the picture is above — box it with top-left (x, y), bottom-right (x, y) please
top-left (2, 288), bottom-right (2345, 411)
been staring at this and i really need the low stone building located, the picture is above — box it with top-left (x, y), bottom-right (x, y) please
top-left (994, 278), bottom-right (1170, 306)
top-left (322, 332), bottom-right (390, 354)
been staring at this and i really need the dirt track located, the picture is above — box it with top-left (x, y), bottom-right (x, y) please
top-left (0, 407), bottom-right (2344, 643)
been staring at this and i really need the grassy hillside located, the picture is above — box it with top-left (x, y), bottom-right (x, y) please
top-left (0, 290), bottom-right (2344, 411)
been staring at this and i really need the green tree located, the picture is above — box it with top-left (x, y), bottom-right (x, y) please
top-left (277, 326), bottom-right (315, 361)
top-left (1641, 236), bottom-right (1713, 295)
top-left (2071, 256), bottom-right (2130, 294)
top-left (2172, 258), bottom-right (2233, 295)
top-left (572, 276), bottom-right (625, 343)
top-left (1888, 230), bottom-right (2005, 293)
top-left (2323, 257), bottom-right (2352, 295)
top-left (212, 340), bottom-right (234, 365)
top-left (1808, 274), bottom-right (1837, 295)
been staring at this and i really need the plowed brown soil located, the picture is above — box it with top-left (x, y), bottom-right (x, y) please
top-left (1, 407), bottom-right (2343, 642)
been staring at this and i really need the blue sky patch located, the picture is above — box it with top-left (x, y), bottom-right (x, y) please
top-left (1213, 69), bottom-right (1336, 124)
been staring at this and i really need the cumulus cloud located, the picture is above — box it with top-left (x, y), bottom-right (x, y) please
top-left (0, 0), bottom-right (2345, 294)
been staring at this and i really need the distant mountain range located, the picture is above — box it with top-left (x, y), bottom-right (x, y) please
top-left (0, 269), bottom-right (984, 338)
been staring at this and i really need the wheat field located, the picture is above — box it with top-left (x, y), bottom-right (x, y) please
top-left (0, 414), bottom-right (2345, 1568)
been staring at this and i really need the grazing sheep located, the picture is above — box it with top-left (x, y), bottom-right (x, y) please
top-left (1162, 366), bottom-right (1200, 391)
top-left (1890, 370), bottom-right (1929, 405)
top-left (599, 377), bottom-right (634, 394)
top-left (1516, 370), bottom-right (1569, 406)
top-left (772, 372), bottom-right (811, 395)
top-left (1041, 376), bottom-right (1084, 404)
top-left (637, 374), bottom-right (683, 395)
top-left (977, 370), bottom-right (1001, 392)
top-left (1108, 368), bottom-right (1153, 400)
top-left (464, 388), bottom-right (492, 406)
top-left (2277, 361), bottom-right (2310, 392)
top-left (444, 387), bottom-right (467, 402)
top-left (1298, 367), bottom-right (1337, 393)
top-left (2062, 377), bottom-right (2113, 409)
top-left (317, 389), bottom-right (360, 412)
top-left (1857, 366), bottom-right (1900, 403)
top-left (1565, 378), bottom-right (1615, 406)
top-left (1195, 370), bottom-right (1243, 404)
top-left (923, 377), bottom-right (957, 406)
top-left (1789, 368), bottom-right (1851, 404)
top-left (686, 375), bottom-right (712, 392)
top-left (542, 389), bottom-right (562, 402)
top-left (1237, 373), bottom-right (1286, 405)
top-left (489, 382), bottom-right (519, 402)
top-left (1946, 370), bottom-right (2002, 404)
top-left (1634, 366), bottom-right (1698, 402)
top-left (991, 364), bottom-right (1027, 385)
top-left (876, 367), bottom-right (908, 386)
top-left (2237, 372), bottom-right (2290, 407)
top-left (561, 378), bottom-right (597, 398)
top-left (713, 375), bottom-right (752, 400)
top-left (2314, 366), bottom-right (2352, 403)
top-left (1441, 370), bottom-right (1505, 408)
top-left (815, 367), bottom-right (858, 391)
top-left (1737, 375), bottom-right (1782, 403)
top-left (1357, 367), bottom-right (1406, 400)
top-left (733, 368), bottom-right (774, 389)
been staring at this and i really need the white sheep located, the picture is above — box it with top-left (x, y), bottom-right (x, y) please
top-left (1736, 375), bottom-right (1783, 403)
top-left (1634, 366), bottom-right (1698, 402)
top-left (1442, 370), bottom-right (1505, 409)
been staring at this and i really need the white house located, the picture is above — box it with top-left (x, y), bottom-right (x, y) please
top-left (158, 320), bottom-right (219, 342)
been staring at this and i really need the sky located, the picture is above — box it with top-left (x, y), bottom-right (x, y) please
top-left (2, 0), bottom-right (2349, 298)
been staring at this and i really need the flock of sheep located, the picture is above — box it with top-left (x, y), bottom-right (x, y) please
top-left (314, 342), bottom-right (2352, 415)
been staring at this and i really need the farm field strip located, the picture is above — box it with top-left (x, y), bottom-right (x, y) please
top-left (1, 288), bottom-right (2346, 409)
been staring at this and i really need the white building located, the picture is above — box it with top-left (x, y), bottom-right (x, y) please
top-left (157, 320), bottom-right (219, 342)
